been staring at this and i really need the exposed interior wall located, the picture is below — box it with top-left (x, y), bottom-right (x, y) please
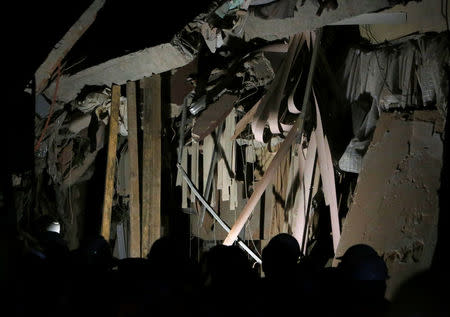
top-left (335, 111), bottom-right (444, 300)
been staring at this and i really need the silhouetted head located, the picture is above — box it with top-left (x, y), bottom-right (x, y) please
top-left (146, 236), bottom-right (189, 279)
top-left (337, 244), bottom-right (388, 281)
top-left (337, 244), bottom-right (389, 305)
top-left (262, 233), bottom-right (301, 280)
top-left (202, 245), bottom-right (252, 288)
top-left (77, 235), bottom-right (116, 269)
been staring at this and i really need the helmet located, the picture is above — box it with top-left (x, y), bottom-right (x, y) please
top-left (337, 244), bottom-right (389, 281)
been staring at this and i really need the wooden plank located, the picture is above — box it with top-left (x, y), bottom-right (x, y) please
top-left (126, 81), bottom-right (141, 258)
top-left (272, 152), bottom-right (291, 235)
top-left (141, 75), bottom-right (162, 257)
top-left (35, 0), bottom-right (105, 94)
top-left (202, 135), bottom-right (214, 191)
top-left (116, 223), bottom-right (127, 259)
top-left (101, 84), bottom-right (120, 241)
top-left (221, 109), bottom-right (235, 202)
top-left (181, 147), bottom-right (188, 208)
top-left (191, 142), bottom-right (199, 202)
top-left (293, 131), bottom-right (317, 249)
top-left (314, 94), bottom-right (340, 253)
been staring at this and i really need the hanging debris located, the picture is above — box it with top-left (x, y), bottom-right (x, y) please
top-left (339, 32), bottom-right (449, 173)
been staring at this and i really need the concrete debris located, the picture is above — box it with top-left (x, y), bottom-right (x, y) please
top-left (250, 0), bottom-right (298, 19)
top-left (75, 88), bottom-right (110, 113)
top-left (72, 87), bottom-right (129, 136)
top-left (238, 52), bottom-right (275, 90)
top-left (68, 114), bottom-right (92, 134)
top-left (201, 22), bottom-right (224, 53)
top-left (187, 50), bottom-right (274, 120)
top-left (35, 95), bottom-right (51, 118)
top-left (339, 33), bottom-right (449, 173)
top-left (315, 0), bottom-right (338, 17)
top-left (243, 0), bottom-right (390, 41)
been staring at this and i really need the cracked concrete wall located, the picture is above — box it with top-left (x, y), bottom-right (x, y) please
top-left (334, 111), bottom-right (443, 300)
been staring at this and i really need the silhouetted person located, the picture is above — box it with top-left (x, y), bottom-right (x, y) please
top-left (260, 233), bottom-right (302, 317)
top-left (137, 236), bottom-right (199, 317)
top-left (199, 245), bottom-right (256, 317)
top-left (68, 235), bottom-right (117, 316)
top-left (336, 244), bottom-right (390, 316)
top-left (262, 233), bottom-right (301, 281)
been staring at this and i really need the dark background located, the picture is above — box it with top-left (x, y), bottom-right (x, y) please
top-left (1, 0), bottom-right (214, 291)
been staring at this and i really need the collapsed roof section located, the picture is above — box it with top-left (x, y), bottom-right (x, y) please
top-left (42, 0), bottom-right (394, 104)
top-left (243, 0), bottom-right (391, 41)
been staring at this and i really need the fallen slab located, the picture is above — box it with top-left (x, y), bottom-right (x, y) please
top-left (45, 43), bottom-right (194, 103)
top-left (334, 111), bottom-right (444, 300)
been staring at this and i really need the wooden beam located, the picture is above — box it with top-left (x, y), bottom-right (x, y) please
top-left (223, 119), bottom-right (299, 245)
top-left (314, 93), bottom-right (340, 253)
top-left (101, 84), bottom-right (120, 241)
top-left (35, 0), bottom-right (105, 94)
top-left (126, 81), bottom-right (141, 258)
top-left (141, 75), bottom-right (162, 257)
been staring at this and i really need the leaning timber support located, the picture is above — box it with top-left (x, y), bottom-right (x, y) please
top-left (126, 81), bottom-right (141, 258)
top-left (101, 84), bottom-right (120, 241)
top-left (141, 75), bottom-right (162, 258)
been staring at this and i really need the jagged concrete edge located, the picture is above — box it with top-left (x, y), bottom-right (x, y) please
top-left (243, 0), bottom-right (391, 41)
top-left (45, 43), bottom-right (194, 103)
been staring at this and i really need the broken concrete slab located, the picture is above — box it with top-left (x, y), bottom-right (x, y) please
top-left (243, 0), bottom-right (390, 41)
top-left (334, 111), bottom-right (444, 300)
top-left (45, 43), bottom-right (194, 103)
top-left (360, 0), bottom-right (450, 44)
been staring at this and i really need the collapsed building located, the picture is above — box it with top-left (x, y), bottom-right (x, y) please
top-left (10, 0), bottom-right (450, 301)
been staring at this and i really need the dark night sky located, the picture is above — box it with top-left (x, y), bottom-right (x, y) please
top-left (4, 0), bottom-right (213, 173)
